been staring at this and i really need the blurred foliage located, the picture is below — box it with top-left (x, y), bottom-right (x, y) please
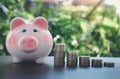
top-left (0, 0), bottom-right (120, 57)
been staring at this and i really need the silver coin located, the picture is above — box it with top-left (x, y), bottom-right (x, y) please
top-left (55, 43), bottom-right (66, 51)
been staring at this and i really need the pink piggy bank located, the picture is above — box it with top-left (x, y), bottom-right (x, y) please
top-left (6, 17), bottom-right (53, 64)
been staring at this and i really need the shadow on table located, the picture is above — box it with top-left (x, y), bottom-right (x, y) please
top-left (5, 62), bottom-right (52, 79)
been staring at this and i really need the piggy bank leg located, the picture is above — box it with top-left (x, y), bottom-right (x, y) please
top-left (13, 57), bottom-right (22, 63)
top-left (36, 57), bottom-right (45, 64)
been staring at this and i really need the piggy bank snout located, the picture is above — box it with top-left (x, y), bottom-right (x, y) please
top-left (20, 37), bottom-right (38, 52)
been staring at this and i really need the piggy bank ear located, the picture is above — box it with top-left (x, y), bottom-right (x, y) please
top-left (10, 17), bottom-right (25, 30)
top-left (33, 17), bottom-right (48, 30)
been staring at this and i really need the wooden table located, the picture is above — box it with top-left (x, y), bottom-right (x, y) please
top-left (0, 56), bottom-right (120, 79)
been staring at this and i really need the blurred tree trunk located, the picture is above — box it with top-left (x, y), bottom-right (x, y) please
top-left (85, 0), bottom-right (103, 19)
top-left (24, 0), bottom-right (38, 15)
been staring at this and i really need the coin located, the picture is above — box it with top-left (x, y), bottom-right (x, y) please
top-left (54, 43), bottom-right (66, 51)
top-left (54, 43), bottom-right (66, 66)
top-left (67, 51), bottom-right (78, 67)
top-left (104, 62), bottom-right (114, 67)
top-left (92, 59), bottom-right (102, 67)
top-left (79, 56), bottom-right (90, 67)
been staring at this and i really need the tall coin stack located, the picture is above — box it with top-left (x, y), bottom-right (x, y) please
top-left (79, 56), bottom-right (90, 67)
top-left (67, 51), bottom-right (78, 67)
top-left (54, 43), bottom-right (66, 66)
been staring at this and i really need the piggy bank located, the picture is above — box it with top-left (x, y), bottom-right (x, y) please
top-left (6, 17), bottom-right (53, 64)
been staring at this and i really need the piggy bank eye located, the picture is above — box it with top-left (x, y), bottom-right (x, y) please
top-left (33, 29), bottom-right (38, 32)
top-left (22, 29), bottom-right (26, 33)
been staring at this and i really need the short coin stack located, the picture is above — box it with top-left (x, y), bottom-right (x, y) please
top-left (92, 59), bottom-right (102, 67)
top-left (104, 62), bottom-right (114, 67)
top-left (79, 56), bottom-right (90, 67)
top-left (67, 51), bottom-right (78, 67)
top-left (54, 43), bottom-right (66, 66)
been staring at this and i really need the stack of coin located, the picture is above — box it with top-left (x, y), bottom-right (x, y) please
top-left (54, 43), bottom-right (66, 66)
top-left (79, 56), bottom-right (90, 67)
top-left (67, 51), bottom-right (78, 67)
top-left (104, 62), bottom-right (115, 67)
top-left (92, 59), bottom-right (102, 67)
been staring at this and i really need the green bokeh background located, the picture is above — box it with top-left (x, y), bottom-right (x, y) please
top-left (0, 0), bottom-right (120, 57)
